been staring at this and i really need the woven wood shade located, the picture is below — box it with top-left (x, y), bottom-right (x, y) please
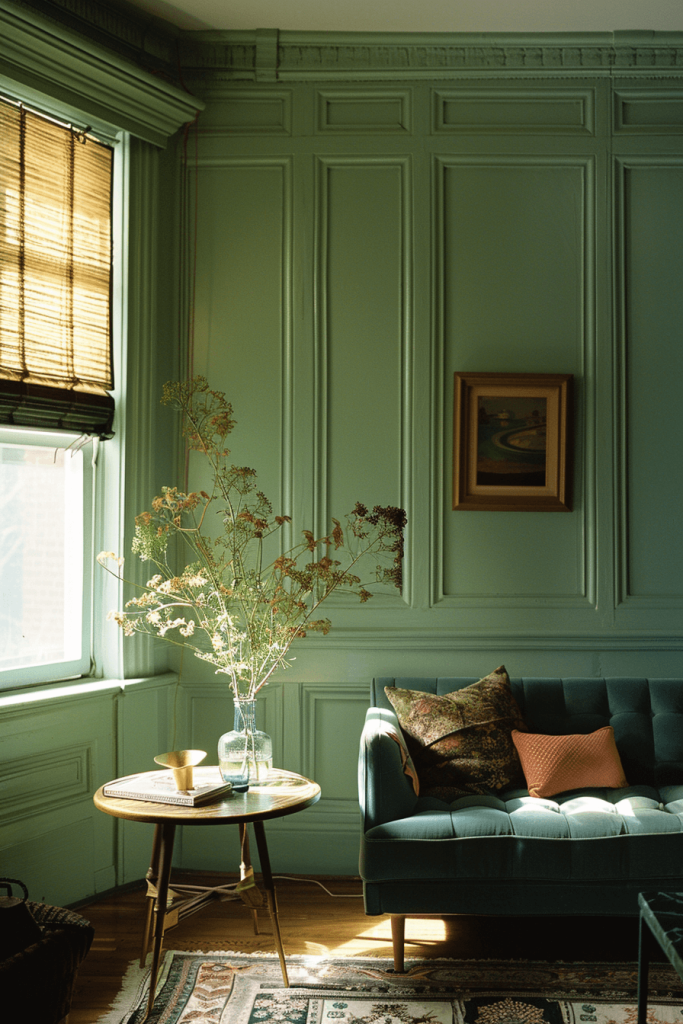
top-left (0, 97), bottom-right (114, 437)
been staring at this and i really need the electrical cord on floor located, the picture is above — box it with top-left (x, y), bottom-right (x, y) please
top-left (273, 876), bottom-right (363, 897)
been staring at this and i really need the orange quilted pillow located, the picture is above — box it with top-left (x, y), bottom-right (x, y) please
top-left (511, 726), bottom-right (628, 799)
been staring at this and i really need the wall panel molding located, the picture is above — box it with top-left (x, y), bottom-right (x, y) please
top-left (433, 86), bottom-right (596, 134)
top-left (314, 155), bottom-right (412, 609)
top-left (0, 744), bottom-right (92, 823)
top-left (614, 88), bottom-right (683, 133)
top-left (301, 683), bottom-right (367, 817)
top-left (196, 88), bottom-right (292, 135)
top-left (193, 156), bottom-right (294, 551)
top-left (432, 154), bottom-right (596, 610)
top-left (316, 89), bottom-right (412, 133)
top-left (287, 630), bottom-right (683, 651)
top-left (613, 155), bottom-right (683, 616)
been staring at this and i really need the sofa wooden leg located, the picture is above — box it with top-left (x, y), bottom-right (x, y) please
top-left (391, 915), bottom-right (406, 973)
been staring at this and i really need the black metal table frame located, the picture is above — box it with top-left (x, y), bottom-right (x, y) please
top-left (637, 891), bottom-right (683, 1024)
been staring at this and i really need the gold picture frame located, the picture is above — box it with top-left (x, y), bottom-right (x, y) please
top-left (453, 372), bottom-right (572, 512)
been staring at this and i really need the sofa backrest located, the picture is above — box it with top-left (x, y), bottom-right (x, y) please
top-left (372, 676), bottom-right (683, 788)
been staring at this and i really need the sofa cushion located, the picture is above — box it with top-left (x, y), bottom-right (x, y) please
top-left (384, 666), bottom-right (527, 799)
top-left (371, 677), bottom-right (683, 791)
top-left (511, 726), bottom-right (629, 798)
top-left (361, 784), bottom-right (683, 885)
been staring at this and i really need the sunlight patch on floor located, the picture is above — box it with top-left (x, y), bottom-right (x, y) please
top-left (328, 917), bottom-right (449, 956)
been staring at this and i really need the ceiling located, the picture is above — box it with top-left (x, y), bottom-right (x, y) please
top-left (120, 0), bottom-right (683, 35)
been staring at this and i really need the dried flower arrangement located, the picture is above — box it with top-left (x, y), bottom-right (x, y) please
top-left (99, 377), bottom-right (406, 702)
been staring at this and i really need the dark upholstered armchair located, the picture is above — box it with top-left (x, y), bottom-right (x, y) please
top-left (359, 676), bottom-right (683, 970)
top-left (1, 901), bottom-right (94, 1023)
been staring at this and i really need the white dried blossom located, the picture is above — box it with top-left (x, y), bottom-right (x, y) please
top-left (158, 617), bottom-right (188, 636)
top-left (98, 551), bottom-right (124, 567)
top-left (157, 579), bottom-right (181, 594)
top-left (126, 591), bottom-right (161, 608)
top-left (185, 573), bottom-right (207, 588)
top-left (107, 610), bottom-right (136, 636)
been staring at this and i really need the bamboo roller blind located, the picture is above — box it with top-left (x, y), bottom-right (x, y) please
top-left (0, 96), bottom-right (114, 436)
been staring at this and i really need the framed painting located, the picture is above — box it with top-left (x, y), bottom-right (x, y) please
top-left (453, 372), bottom-right (573, 512)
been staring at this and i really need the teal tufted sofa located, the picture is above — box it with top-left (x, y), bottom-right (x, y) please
top-left (358, 676), bottom-right (683, 970)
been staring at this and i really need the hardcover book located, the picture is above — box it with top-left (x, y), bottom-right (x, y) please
top-left (103, 767), bottom-right (233, 806)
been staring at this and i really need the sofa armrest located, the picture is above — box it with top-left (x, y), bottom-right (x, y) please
top-left (358, 707), bottom-right (419, 831)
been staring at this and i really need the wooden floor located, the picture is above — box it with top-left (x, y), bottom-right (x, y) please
top-left (69, 871), bottom-right (654, 1023)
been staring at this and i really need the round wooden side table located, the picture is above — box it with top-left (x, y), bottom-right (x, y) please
top-left (94, 768), bottom-right (320, 1021)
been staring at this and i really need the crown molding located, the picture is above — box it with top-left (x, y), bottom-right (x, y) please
top-left (0, 0), bottom-right (203, 146)
top-left (179, 30), bottom-right (683, 82)
top-left (11, 0), bottom-right (180, 70)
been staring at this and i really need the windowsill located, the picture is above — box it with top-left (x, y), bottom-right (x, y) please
top-left (0, 672), bottom-right (178, 708)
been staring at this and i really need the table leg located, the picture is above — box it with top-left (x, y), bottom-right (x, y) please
top-left (637, 912), bottom-right (651, 1024)
top-left (239, 823), bottom-right (260, 935)
top-left (140, 824), bottom-right (163, 967)
top-left (252, 820), bottom-right (289, 987)
top-left (143, 821), bottom-right (176, 1022)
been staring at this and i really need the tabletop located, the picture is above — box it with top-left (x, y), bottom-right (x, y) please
top-left (93, 767), bottom-right (321, 825)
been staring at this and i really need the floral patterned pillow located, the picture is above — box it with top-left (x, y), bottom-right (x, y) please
top-left (384, 666), bottom-right (528, 799)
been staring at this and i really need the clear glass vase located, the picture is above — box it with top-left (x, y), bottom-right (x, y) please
top-left (217, 698), bottom-right (273, 791)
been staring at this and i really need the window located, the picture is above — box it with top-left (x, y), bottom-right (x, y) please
top-left (0, 94), bottom-right (114, 689)
top-left (0, 426), bottom-right (94, 687)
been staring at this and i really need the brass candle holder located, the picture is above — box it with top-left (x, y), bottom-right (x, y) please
top-left (154, 749), bottom-right (207, 791)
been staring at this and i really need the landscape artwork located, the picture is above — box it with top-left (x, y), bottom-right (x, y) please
top-left (453, 372), bottom-right (572, 511)
top-left (476, 396), bottom-right (547, 487)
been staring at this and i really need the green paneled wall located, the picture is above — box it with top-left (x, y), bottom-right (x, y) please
top-left (175, 65), bottom-right (683, 874)
top-left (184, 73), bottom-right (683, 641)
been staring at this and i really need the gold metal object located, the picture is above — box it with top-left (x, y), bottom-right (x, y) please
top-left (153, 749), bottom-right (207, 791)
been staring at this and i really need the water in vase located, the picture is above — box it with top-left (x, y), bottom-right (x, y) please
top-left (218, 753), bottom-right (273, 791)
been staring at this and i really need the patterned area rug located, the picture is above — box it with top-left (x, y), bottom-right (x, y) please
top-left (96, 952), bottom-right (683, 1024)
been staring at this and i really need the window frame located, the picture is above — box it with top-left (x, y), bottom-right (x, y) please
top-left (0, 423), bottom-right (97, 689)
top-left (0, 108), bottom-right (127, 692)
